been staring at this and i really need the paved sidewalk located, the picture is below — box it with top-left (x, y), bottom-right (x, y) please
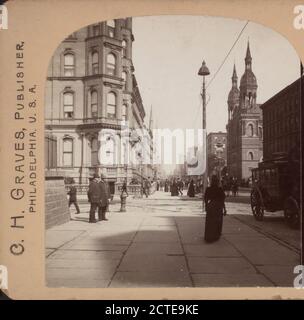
top-left (46, 192), bottom-right (300, 288)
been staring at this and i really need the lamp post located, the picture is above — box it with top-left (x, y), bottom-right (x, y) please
top-left (198, 60), bottom-right (210, 204)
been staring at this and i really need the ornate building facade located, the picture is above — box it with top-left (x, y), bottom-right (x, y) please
top-left (45, 18), bottom-right (155, 193)
top-left (226, 42), bottom-right (263, 181)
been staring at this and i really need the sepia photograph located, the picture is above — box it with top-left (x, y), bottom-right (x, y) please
top-left (44, 15), bottom-right (301, 288)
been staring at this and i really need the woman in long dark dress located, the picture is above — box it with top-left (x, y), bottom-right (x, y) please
top-left (204, 175), bottom-right (226, 243)
top-left (187, 179), bottom-right (195, 197)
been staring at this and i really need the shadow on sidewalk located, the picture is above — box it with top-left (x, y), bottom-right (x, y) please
top-left (46, 210), bottom-right (300, 288)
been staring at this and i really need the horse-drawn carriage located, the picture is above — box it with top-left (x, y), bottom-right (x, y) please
top-left (250, 153), bottom-right (300, 229)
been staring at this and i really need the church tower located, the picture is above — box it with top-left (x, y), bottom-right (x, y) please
top-left (226, 41), bottom-right (263, 181)
top-left (239, 41), bottom-right (258, 109)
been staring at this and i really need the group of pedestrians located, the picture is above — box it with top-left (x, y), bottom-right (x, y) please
top-left (221, 175), bottom-right (239, 197)
top-left (68, 172), bottom-right (227, 243)
top-left (168, 178), bottom-right (184, 196)
top-left (67, 173), bottom-right (110, 223)
top-left (87, 173), bottom-right (110, 223)
top-left (160, 177), bottom-right (203, 198)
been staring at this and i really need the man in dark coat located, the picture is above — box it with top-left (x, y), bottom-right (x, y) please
top-left (68, 179), bottom-right (80, 214)
top-left (87, 173), bottom-right (101, 223)
top-left (99, 173), bottom-right (110, 221)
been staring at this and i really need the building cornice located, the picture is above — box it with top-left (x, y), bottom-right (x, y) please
top-left (47, 76), bottom-right (83, 81)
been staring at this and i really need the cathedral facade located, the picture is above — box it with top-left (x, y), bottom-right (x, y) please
top-left (226, 42), bottom-right (263, 182)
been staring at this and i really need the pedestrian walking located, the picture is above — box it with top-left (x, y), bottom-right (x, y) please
top-left (143, 179), bottom-right (150, 198)
top-left (87, 173), bottom-right (102, 223)
top-left (67, 179), bottom-right (80, 214)
top-left (232, 178), bottom-right (238, 197)
top-left (121, 179), bottom-right (129, 196)
top-left (187, 179), bottom-right (195, 197)
top-left (177, 178), bottom-right (184, 196)
top-left (204, 175), bottom-right (227, 243)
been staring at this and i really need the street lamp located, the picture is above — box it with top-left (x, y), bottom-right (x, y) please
top-left (198, 60), bottom-right (210, 203)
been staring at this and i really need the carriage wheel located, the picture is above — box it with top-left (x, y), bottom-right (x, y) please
top-left (284, 197), bottom-right (300, 229)
top-left (251, 189), bottom-right (264, 221)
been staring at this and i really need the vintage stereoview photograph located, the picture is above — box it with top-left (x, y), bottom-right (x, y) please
top-left (44, 15), bottom-right (301, 288)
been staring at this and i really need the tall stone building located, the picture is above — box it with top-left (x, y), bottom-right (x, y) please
top-left (226, 42), bottom-right (263, 181)
top-left (45, 18), bottom-right (154, 194)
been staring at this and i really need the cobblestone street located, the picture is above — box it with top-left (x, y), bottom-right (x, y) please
top-left (46, 191), bottom-right (300, 288)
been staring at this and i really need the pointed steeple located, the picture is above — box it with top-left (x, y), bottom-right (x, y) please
top-left (232, 63), bottom-right (238, 86)
top-left (228, 63), bottom-right (240, 120)
top-left (245, 40), bottom-right (252, 70)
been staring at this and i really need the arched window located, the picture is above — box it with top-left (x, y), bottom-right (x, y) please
top-left (63, 138), bottom-right (73, 167)
top-left (107, 92), bottom-right (116, 118)
top-left (122, 71), bottom-right (127, 89)
top-left (91, 90), bottom-right (98, 118)
top-left (248, 152), bottom-right (254, 161)
top-left (63, 91), bottom-right (74, 118)
top-left (64, 53), bottom-right (75, 76)
top-left (92, 51), bottom-right (99, 75)
top-left (247, 123), bottom-right (254, 137)
top-left (91, 138), bottom-right (99, 166)
top-left (122, 104), bottom-right (128, 121)
top-left (107, 53), bottom-right (116, 75)
top-left (122, 40), bottom-right (127, 57)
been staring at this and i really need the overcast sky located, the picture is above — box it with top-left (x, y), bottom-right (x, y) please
top-left (132, 15), bottom-right (300, 133)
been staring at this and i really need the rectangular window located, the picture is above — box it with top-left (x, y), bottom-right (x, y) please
top-left (64, 54), bottom-right (75, 77)
top-left (63, 92), bottom-right (74, 118)
top-left (63, 139), bottom-right (73, 167)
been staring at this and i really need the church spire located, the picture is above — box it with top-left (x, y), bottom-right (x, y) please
top-left (232, 63), bottom-right (238, 86)
top-left (245, 40), bottom-right (252, 70)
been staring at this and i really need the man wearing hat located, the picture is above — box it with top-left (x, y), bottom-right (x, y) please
top-left (87, 173), bottom-right (101, 223)
top-left (99, 173), bottom-right (110, 221)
